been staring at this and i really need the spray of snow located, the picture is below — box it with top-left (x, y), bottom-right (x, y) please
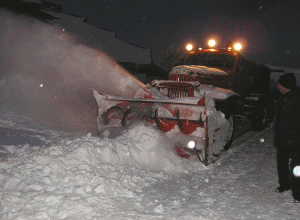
top-left (0, 10), bottom-right (144, 134)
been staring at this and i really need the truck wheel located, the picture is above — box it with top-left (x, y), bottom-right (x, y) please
top-left (121, 109), bottom-right (140, 127)
top-left (251, 107), bottom-right (267, 131)
top-left (223, 113), bottom-right (235, 151)
top-left (102, 106), bottom-right (124, 126)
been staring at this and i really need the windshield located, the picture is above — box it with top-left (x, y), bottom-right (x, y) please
top-left (185, 52), bottom-right (236, 69)
top-left (185, 53), bottom-right (208, 66)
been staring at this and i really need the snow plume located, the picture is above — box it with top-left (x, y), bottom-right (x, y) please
top-left (0, 10), bottom-right (144, 134)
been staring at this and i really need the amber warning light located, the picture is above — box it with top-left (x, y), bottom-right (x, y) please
top-left (234, 43), bottom-right (242, 51)
top-left (186, 44), bottom-right (193, 51)
top-left (227, 41), bottom-right (242, 51)
top-left (186, 40), bottom-right (242, 52)
top-left (208, 39), bottom-right (216, 47)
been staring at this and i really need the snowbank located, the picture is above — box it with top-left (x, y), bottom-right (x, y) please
top-left (2, 117), bottom-right (300, 219)
top-left (0, 120), bottom-right (209, 219)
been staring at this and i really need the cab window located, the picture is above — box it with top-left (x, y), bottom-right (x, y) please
top-left (185, 53), bottom-right (208, 66)
top-left (207, 54), bottom-right (235, 68)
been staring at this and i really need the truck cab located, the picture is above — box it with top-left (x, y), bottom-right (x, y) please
top-left (167, 41), bottom-right (272, 130)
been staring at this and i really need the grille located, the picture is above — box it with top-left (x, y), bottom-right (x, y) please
top-left (168, 87), bottom-right (193, 98)
top-left (169, 75), bottom-right (196, 82)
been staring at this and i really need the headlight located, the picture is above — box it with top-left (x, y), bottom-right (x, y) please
top-left (234, 43), bottom-right (242, 51)
top-left (186, 44), bottom-right (193, 51)
top-left (227, 41), bottom-right (243, 51)
top-left (293, 166), bottom-right (300, 177)
top-left (187, 141), bottom-right (196, 149)
top-left (208, 39), bottom-right (216, 47)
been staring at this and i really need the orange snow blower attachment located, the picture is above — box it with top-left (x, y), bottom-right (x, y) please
top-left (93, 76), bottom-right (231, 165)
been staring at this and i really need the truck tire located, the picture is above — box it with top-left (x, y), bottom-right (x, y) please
top-left (251, 106), bottom-right (268, 131)
top-left (97, 106), bottom-right (124, 136)
top-left (121, 109), bottom-right (140, 127)
top-left (102, 106), bottom-right (124, 126)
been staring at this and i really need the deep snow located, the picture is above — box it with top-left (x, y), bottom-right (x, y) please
top-left (1, 114), bottom-right (300, 220)
top-left (1, 5), bottom-right (300, 220)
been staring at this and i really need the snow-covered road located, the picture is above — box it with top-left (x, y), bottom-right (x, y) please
top-left (0, 115), bottom-right (299, 220)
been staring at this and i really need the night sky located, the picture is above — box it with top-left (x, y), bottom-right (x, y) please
top-left (39, 0), bottom-right (300, 68)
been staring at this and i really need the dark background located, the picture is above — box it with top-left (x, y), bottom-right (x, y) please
top-left (42, 0), bottom-right (300, 69)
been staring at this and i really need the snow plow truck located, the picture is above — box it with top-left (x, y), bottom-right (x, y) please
top-left (93, 40), bottom-right (272, 165)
